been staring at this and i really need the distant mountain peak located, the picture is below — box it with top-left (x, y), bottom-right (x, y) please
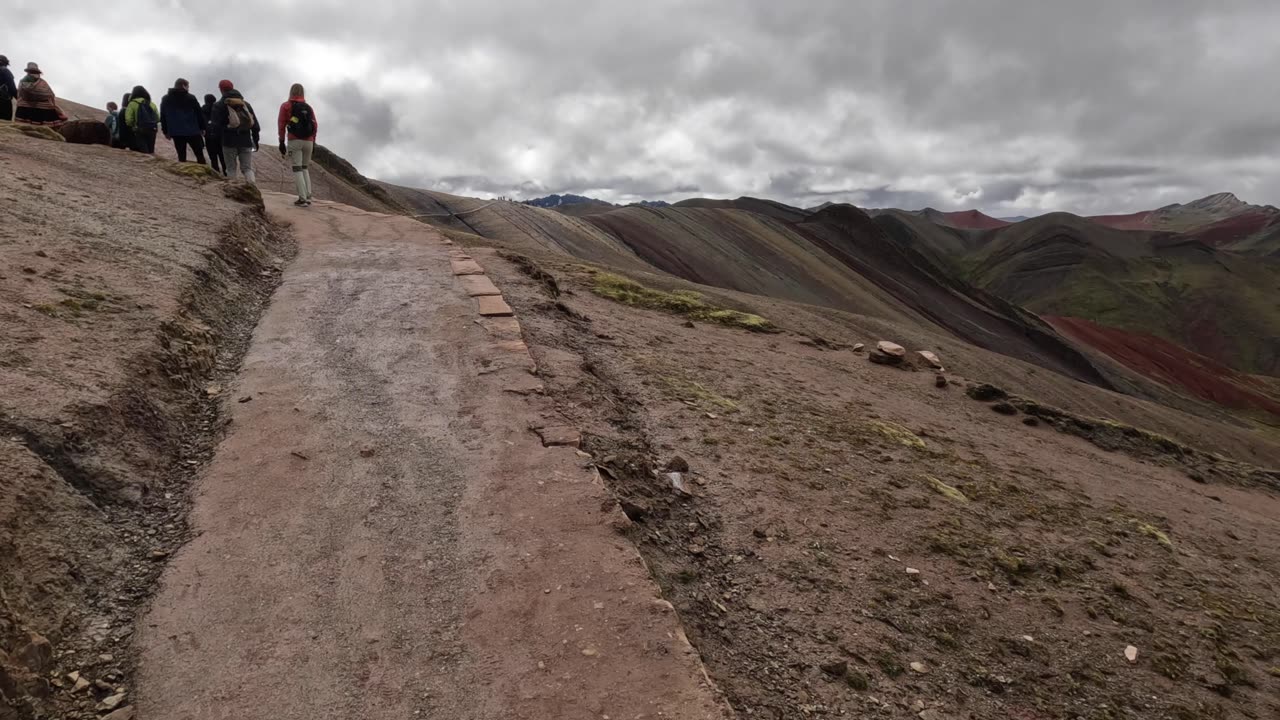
top-left (523, 193), bottom-right (612, 209)
top-left (1185, 192), bottom-right (1245, 210)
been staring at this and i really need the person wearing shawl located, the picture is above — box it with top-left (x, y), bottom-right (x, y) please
top-left (14, 62), bottom-right (67, 127)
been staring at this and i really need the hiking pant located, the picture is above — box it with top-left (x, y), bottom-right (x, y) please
top-left (0, 97), bottom-right (12, 122)
top-left (133, 129), bottom-right (157, 154)
top-left (223, 146), bottom-right (255, 184)
top-left (288, 139), bottom-right (314, 201)
top-left (207, 137), bottom-right (226, 174)
top-left (172, 135), bottom-right (206, 164)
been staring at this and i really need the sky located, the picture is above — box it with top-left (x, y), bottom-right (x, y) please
top-left (7, 0), bottom-right (1280, 216)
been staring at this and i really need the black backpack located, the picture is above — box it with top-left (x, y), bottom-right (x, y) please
top-left (288, 101), bottom-right (316, 138)
top-left (135, 100), bottom-right (158, 130)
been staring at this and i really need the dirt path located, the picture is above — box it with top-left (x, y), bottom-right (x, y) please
top-left (136, 194), bottom-right (727, 719)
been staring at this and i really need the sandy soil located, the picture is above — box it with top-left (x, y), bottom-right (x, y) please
top-left (135, 194), bottom-right (727, 719)
top-left (483, 251), bottom-right (1280, 720)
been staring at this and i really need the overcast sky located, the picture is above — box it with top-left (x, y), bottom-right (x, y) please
top-left (8, 0), bottom-right (1280, 214)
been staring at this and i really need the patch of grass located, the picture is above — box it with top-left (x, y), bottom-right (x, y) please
top-left (1215, 656), bottom-right (1253, 687)
top-left (924, 475), bottom-right (968, 503)
top-left (658, 375), bottom-right (739, 412)
top-left (846, 671), bottom-right (870, 691)
top-left (992, 551), bottom-right (1036, 580)
top-left (223, 181), bottom-right (264, 208)
top-left (1132, 520), bottom-right (1174, 550)
top-left (875, 653), bottom-right (905, 678)
top-left (1153, 652), bottom-right (1189, 680)
top-left (865, 420), bottom-right (925, 449)
top-left (0, 123), bottom-right (66, 142)
top-left (591, 272), bottom-right (774, 331)
top-left (167, 161), bottom-right (219, 181)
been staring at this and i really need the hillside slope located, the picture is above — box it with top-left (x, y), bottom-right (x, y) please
top-left (1088, 193), bottom-right (1280, 255)
top-left (381, 183), bottom-right (1279, 424)
top-left (966, 214), bottom-right (1280, 378)
top-left (0, 128), bottom-right (290, 719)
top-left (486, 248), bottom-right (1280, 719)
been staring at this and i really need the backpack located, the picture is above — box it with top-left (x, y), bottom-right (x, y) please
top-left (226, 101), bottom-right (254, 132)
top-left (287, 100), bottom-right (316, 138)
top-left (135, 100), bottom-right (158, 130)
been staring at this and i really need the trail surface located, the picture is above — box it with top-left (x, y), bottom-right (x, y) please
top-left (137, 194), bottom-right (725, 719)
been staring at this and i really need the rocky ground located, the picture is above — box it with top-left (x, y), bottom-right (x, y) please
top-left (5, 120), bottom-right (1280, 720)
top-left (0, 130), bottom-right (291, 719)
top-left (480, 249), bottom-right (1280, 720)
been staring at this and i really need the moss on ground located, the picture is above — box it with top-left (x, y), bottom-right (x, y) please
top-left (658, 375), bottom-right (739, 412)
top-left (166, 162), bottom-right (219, 181)
top-left (865, 420), bottom-right (925, 449)
top-left (1131, 520), bottom-right (1174, 550)
top-left (924, 475), bottom-right (969, 503)
top-left (591, 272), bottom-right (773, 331)
top-left (223, 182), bottom-right (264, 208)
top-left (0, 123), bottom-right (66, 142)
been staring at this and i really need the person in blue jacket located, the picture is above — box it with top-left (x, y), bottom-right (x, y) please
top-left (159, 78), bottom-right (207, 164)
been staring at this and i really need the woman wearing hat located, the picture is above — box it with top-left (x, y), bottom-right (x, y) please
top-left (14, 62), bottom-right (67, 127)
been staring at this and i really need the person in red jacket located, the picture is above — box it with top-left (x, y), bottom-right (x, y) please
top-left (277, 83), bottom-right (318, 207)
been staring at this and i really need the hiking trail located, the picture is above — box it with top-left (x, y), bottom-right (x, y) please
top-left (135, 193), bottom-right (727, 719)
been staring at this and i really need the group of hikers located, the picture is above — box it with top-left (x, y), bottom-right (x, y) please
top-left (2, 55), bottom-right (320, 207)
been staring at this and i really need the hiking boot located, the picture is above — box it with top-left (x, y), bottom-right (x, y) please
top-left (294, 198), bottom-right (308, 207)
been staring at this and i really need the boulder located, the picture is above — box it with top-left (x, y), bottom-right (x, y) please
top-left (916, 350), bottom-right (944, 369)
top-left (58, 119), bottom-right (111, 146)
top-left (15, 632), bottom-right (52, 674)
top-left (619, 498), bottom-right (650, 522)
top-left (869, 341), bottom-right (906, 365)
top-left (992, 402), bottom-right (1018, 416)
top-left (966, 383), bottom-right (1008, 402)
top-left (877, 341), bottom-right (906, 358)
top-left (663, 456), bottom-right (690, 473)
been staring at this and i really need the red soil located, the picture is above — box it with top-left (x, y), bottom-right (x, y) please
top-left (1088, 211), bottom-right (1153, 230)
top-left (1186, 211), bottom-right (1278, 246)
top-left (1046, 316), bottom-right (1280, 417)
top-left (938, 209), bottom-right (1010, 230)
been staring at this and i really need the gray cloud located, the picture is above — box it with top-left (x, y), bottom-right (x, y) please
top-left (9, 0), bottom-right (1280, 215)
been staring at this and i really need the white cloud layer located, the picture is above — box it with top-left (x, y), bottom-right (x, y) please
top-left (7, 0), bottom-right (1280, 214)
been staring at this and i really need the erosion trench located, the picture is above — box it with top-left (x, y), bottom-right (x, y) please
top-left (132, 193), bottom-right (728, 719)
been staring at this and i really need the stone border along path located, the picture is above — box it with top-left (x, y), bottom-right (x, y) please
top-left (135, 193), bottom-right (731, 720)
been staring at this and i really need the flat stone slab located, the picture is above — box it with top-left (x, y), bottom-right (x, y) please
top-left (476, 295), bottom-right (514, 317)
top-left (451, 259), bottom-right (486, 276)
top-left (491, 339), bottom-right (529, 354)
top-left (534, 426), bottom-right (582, 448)
top-left (459, 275), bottom-right (502, 297)
top-left (481, 317), bottom-right (524, 341)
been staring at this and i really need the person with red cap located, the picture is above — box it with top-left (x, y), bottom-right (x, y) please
top-left (277, 83), bottom-right (318, 206)
top-left (208, 79), bottom-right (261, 184)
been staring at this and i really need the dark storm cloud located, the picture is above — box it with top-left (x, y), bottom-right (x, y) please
top-left (10, 0), bottom-right (1280, 215)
